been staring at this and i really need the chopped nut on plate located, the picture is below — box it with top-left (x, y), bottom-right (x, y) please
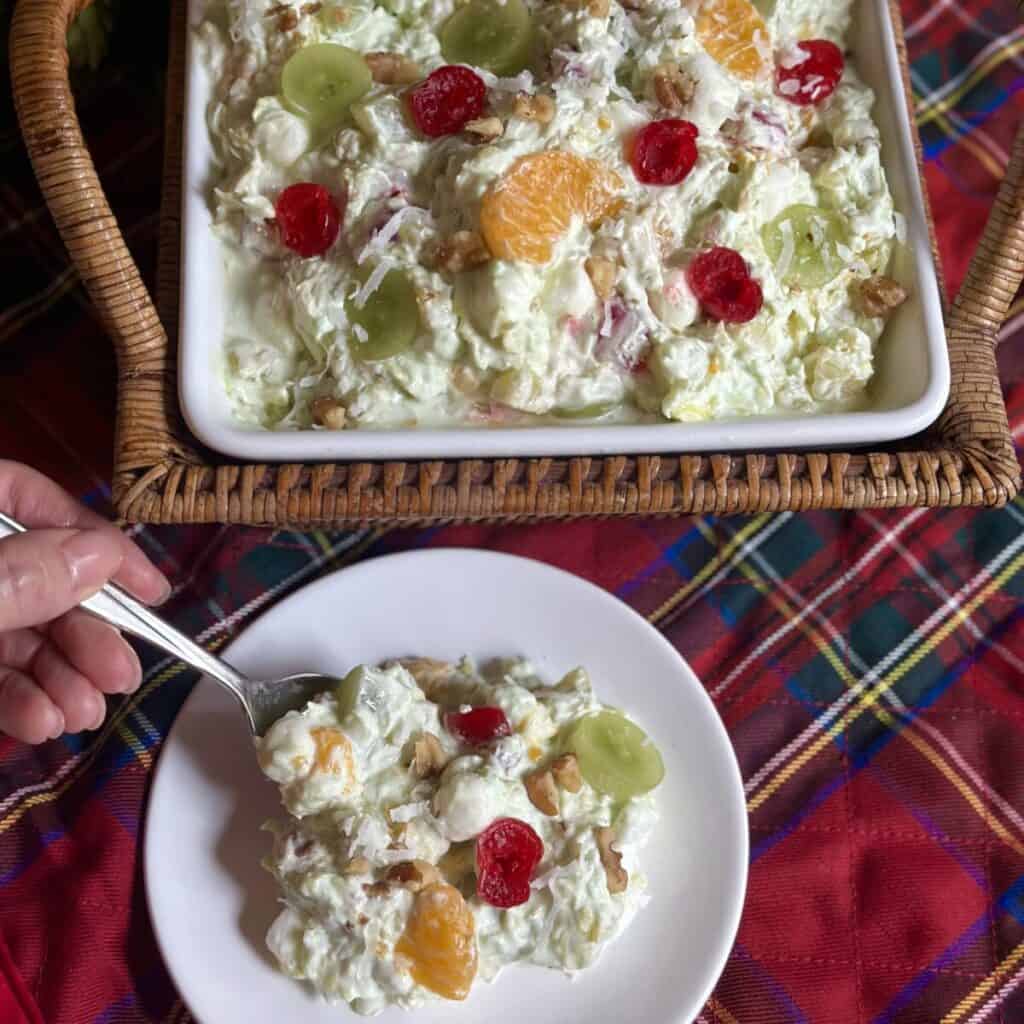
top-left (464, 116), bottom-right (504, 141)
top-left (588, 0), bottom-right (611, 16)
top-left (396, 657), bottom-right (453, 696)
top-left (411, 731), bottom-right (448, 778)
top-left (652, 62), bottom-right (696, 110)
top-left (435, 230), bottom-right (491, 273)
top-left (438, 842), bottom-right (477, 886)
top-left (512, 92), bottom-right (555, 124)
top-left (343, 856), bottom-right (371, 875)
top-left (311, 397), bottom-right (347, 430)
top-left (595, 826), bottom-right (628, 894)
top-left (301, 1), bottom-right (323, 12)
top-left (385, 859), bottom-right (443, 891)
top-left (858, 275), bottom-right (908, 317)
top-left (550, 753), bottom-right (582, 793)
top-left (364, 51), bottom-right (422, 85)
top-left (363, 881), bottom-right (391, 897)
top-left (585, 256), bottom-right (617, 301)
top-left (524, 768), bottom-right (559, 816)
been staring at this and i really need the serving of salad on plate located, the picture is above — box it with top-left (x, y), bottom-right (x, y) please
top-left (196, 0), bottom-right (908, 432)
top-left (256, 656), bottom-right (664, 1014)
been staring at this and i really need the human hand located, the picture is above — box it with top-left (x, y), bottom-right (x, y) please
top-left (0, 461), bottom-right (170, 743)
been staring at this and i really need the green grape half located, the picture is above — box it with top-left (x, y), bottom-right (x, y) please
top-left (761, 204), bottom-right (847, 289)
top-left (564, 711), bottom-right (665, 801)
top-left (553, 402), bottom-right (617, 420)
top-left (440, 0), bottom-right (534, 77)
top-left (346, 270), bottom-right (421, 362)
top-left (282, 44), bottom-right (372, 127)
top-left (335, 666), bottom-right (366, 719)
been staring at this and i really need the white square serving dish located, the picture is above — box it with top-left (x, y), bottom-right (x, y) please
top-left (178, 0), bottom-right (949, 462)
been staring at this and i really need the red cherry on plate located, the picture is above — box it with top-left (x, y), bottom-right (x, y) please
top-left (407, 65), bottom-right (487, 137)
top-left (776, 40), bottom-right (844, 107)
top-left (629, 119), bottom-right (699, 186)
top-left (687, 247), bottom-right (763, 324)
top-left (444, 706), bottom-right (512, 745)
top-left (275, 183), bottom-right (342, 258)
top-left (476, 817), bottom-right (544, 908)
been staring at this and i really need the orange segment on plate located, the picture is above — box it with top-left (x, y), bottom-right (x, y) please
top-left (311, 727), bottom-right (353, 776)
top-left (395, 883), bottom-right (478, 1000)
top-left (480, 150), bottom-right (624, 264)
top-left (695, 0), bottom-right (769, 80)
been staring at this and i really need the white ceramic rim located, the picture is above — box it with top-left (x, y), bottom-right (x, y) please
top-left (143, 549), bottom-right (749, 1024)
top-left (178, 0), bottom-right (949, 460)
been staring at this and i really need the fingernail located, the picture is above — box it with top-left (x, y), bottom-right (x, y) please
top-left (62, 531), bottom-right (124, 594)
top-left (47, 707), bottom-right (65, 740)
top-left (118, 646), bottom-right (143, 694)
top-left (90, 693), bottom-right (107, 731)
top-left (154, 579), bottom-right (173, 606)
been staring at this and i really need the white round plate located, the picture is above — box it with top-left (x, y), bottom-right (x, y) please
top-left (145, 549), bottom-right (748, 1024)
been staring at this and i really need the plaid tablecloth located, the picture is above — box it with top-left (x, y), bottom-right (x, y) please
top-left (2, 2), bottom-right (1024, 1021)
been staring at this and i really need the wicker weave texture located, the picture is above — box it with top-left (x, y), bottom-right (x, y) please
top-left (9, 0), bottom-right (1022, 524)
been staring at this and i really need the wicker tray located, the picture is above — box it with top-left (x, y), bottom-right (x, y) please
top-left (10, 0), bottom-right (1023, 524)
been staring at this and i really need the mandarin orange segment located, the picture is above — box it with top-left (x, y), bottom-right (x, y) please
top-left (395, 883), bottom-right (478, 1000)
top-left (480, 151), bottom-right (624, 264)
top-left (311, 727), bottom-right (353, 776)
top-left (695, 0), bottom-right (770, 80)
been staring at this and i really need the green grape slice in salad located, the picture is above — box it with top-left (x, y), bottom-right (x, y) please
top-left (347, 270), bottom-right (422, 362)
top-left (761, 204), bottom-right (848, 289)
top-left (440, 0), bottom-right (534, 78)
top-left (565, 710), bottom-right (665, 801)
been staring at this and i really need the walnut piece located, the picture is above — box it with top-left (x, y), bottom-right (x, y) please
top-left (452, 365), bottom-right (479, 395)
top-left (653, 62), bottom-right (696, 111)
top-left (464, 116), bottom-right (504, 141)
top-left (302, 1), bottom-right (323, 12)
top-left (412, 732), bottom-right (448, 778)
top-left (563, 0), bottom-right (610, 14)
top-left (585, 257), bottom-right (617, 301)
top-left (435, 231), bottom-right (491, 273)
top-left (513, 92), bottom-right (555, 124)
top-left (550, 753), bottom-right (582, 793)
top-left (525, 768), bottom-right (559, 816)
top-left (859, 275), bottom-right (908, 318)
top-left (397, 657), bottom-right (453, 697)
top-left (595, 827), bottom-right (628, 894)
top-left (438, 842), bottom-right (476, 886)
top-left (364, 51), bottom-right (422, 85)
top-left (311, 397), bottom-right (347, 429)
top-left (385, 859), bottom-right (443, 891)
top-left (363, 881), bottom-right (391, 897)
top-left (272, 4), bottom-right (300, 30)
top-left (344, 856), bottom-right (371, 875)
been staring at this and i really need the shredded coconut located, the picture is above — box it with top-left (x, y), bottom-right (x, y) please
top-left (353, 260), bottom-right (393, 309)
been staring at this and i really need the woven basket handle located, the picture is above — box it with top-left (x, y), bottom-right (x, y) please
top-left (940, 125), bottom-right (1024, 450)
top-left (9, 0), bottom-right (169, 427)
top-left (9, 0), bottom-right (1024, 464)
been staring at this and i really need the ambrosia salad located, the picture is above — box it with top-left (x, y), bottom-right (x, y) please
top-left (256, 657), bottom-right (663, 1014)
top-left (197, 0), bottom-right (909, 431)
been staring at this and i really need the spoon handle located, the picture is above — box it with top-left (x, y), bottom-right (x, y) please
top-left (0, 512), bottom-right (252, 706)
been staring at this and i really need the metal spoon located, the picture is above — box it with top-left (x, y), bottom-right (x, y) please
top-left (0, 512), bottom-right (333, 736)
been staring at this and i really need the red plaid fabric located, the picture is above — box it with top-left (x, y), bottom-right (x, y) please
top-left (1, 2), bottom-right (1023, 1022)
